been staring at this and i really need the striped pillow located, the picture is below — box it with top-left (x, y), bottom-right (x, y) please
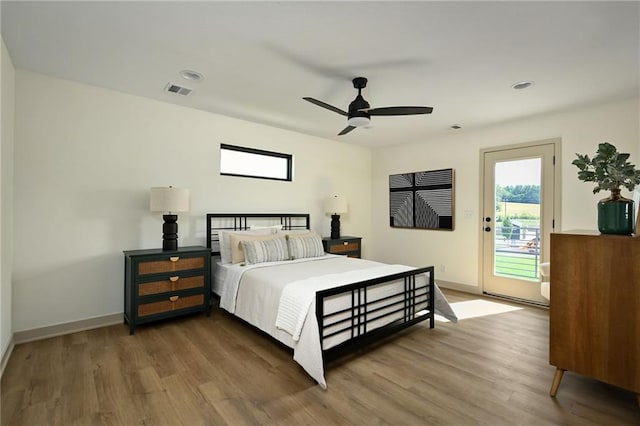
top-left (241, 236), bottom-right (290, 264)
top-left (287, 233), bottom-right (325, 260)
top-left (229, 233), bottom-right (281, 264)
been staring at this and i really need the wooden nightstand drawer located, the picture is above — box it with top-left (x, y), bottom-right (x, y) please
top-left (328, 242), bottom-right (359, 254)
top-left (138, 256), bottom-right (205, 275)
top-left (138, 275), bottom-right (204, 296)
top-left (322, 236), bottom-right (362, 258)
top-left (138, 294), bottom-right (205, 317)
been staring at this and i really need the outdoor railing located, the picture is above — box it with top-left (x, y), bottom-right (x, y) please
top-left (494, 226), bottom-right (540, 280)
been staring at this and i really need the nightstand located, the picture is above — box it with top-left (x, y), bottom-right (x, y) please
top-left (123, 246), bottom-right (211, 334)
top-left (322, 236), bottom-right (362, 258)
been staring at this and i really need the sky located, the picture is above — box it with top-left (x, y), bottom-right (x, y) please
top-left (495, 158), bottom-right (541, 186)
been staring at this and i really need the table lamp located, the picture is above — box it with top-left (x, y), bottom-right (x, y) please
top-left (324, 195), bottom-right (348, 239)
top-left (150, 186), bottom-right (190, 250)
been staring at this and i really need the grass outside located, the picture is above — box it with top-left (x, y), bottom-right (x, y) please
top-left (495, 254), bottom-right (539, 280)
top-left (498, 202), bottom-right (540, 218)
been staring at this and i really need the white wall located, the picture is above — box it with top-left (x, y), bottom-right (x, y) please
top-left (1, 37), bottom-right (16, 366)
top-left (371, 97), bottom-right (640, 291)
top-left (12, 70), bottom-right (372, 332)
top-left (10, 68), bottom-right (640, 333)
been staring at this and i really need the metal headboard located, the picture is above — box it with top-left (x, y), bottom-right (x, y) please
top-left (206, 213), bottom-right (310, 256)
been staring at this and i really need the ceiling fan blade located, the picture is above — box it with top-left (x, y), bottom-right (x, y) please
top-left (303, 97), bottom-right (348, 116)
top-left (338, 125), bottom-right (356, 136)
top-left (365, 106), bottom-right (433, 116)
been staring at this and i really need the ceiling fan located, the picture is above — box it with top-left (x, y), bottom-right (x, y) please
top-left (303, 77), bottom-right (433, 136)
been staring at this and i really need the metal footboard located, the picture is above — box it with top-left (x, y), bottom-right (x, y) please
top-left (316, 266), bottom-right (435, 364)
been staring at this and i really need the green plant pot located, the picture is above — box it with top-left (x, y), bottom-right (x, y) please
top-left (597, 191), bottom-right (634, 235)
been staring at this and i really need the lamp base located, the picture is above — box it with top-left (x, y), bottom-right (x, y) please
top-left (162, 214), bottom-right (179, 251)
top-left (330, 214), bottom-right (341, 240)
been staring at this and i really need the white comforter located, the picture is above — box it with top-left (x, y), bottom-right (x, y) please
top-left (215, 255), bottom-right (457, 389)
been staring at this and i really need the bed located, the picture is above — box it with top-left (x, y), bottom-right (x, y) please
top-left (206, 213), bottom-right (457, 388)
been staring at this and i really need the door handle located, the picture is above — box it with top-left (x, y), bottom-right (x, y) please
top-left (484, 226), bottom-right (492, 232)
top-left (485, 217), bottom-right (492, 222)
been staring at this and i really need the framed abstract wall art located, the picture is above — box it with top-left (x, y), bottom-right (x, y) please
top-left (389, 168), bottom-right (454, 230)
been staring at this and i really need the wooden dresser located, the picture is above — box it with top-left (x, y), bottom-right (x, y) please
top-left (322, 236), bottom-right (362, 258)
top-left (123, 246), bottom-right (211, 334)
top-left (549, 231), bottom-right (640, 405)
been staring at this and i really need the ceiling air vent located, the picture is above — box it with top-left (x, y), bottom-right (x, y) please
top-left (165, 83), bottom-right (192, 96)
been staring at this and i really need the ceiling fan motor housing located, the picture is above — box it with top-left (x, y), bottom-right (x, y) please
top-left (347, 94), bottom-right (371, 127)
top-left (348, 94), bottom-right (370, 125)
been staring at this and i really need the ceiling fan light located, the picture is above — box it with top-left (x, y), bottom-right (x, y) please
top-left (347, 116), bottom-right (371, 127)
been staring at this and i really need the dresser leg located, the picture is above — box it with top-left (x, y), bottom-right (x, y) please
top-left (549, 368), bottom-right (565, 397)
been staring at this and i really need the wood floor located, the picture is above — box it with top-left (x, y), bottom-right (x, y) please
top-left (2, 290), bottom-right (638, 425)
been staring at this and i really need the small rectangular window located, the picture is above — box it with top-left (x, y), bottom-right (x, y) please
top-left (220, 144), bottom-right (292, 181)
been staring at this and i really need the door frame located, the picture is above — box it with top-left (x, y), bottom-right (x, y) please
top-left (478, 138), bottom-right (562, 301)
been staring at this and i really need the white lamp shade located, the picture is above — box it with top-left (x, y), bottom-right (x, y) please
top-left (324, 195), bottom-right (348, 214)
top-left (150, 187), bottom-right (190, 213)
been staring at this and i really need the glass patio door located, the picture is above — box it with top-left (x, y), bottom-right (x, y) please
top-left (481, 142), bottom-right (556, 305)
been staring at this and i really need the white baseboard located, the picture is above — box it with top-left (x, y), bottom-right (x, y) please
top-left (436, 279), bottom-right (482, 295)
top-left (1, 337), bottom-right (15, 378)
top-left (13, 313), bottom-right (123, 345)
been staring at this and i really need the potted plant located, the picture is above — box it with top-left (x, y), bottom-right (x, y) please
top-left (572, 142), bottom-right (640, 234)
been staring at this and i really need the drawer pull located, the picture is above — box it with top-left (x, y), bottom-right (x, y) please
top-left (169, 295), bottom-right (179, 302)
top-left (169, 276), bottom-right (179, 282)
top-left (169, 256), bottom-right (179, 262)
top-left (343, 241), bottom-right (348, 245)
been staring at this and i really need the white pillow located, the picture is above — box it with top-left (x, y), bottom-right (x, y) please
top-left (278, 229), bottom-right (313, 236)
top-left (241, 236), bottom-right (290, 264)
top-left (286, 233), bottom-right (325, 260)
top-left (218, 228), bottom-right (275, 263)
top-left (250, 224), bottom-right (283, 231)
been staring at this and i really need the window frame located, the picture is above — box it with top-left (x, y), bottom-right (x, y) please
top-left (219, 143), bottom-right (293, 182)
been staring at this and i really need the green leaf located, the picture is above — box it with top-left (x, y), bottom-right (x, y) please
top-left (573, 142), bottom-right (639, 193)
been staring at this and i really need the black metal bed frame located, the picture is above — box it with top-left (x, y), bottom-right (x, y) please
top-left (206, 213), bottom-right (435, 366)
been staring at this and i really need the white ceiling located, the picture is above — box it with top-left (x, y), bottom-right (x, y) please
top-left (2, 1), bottom-right (639, 148)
